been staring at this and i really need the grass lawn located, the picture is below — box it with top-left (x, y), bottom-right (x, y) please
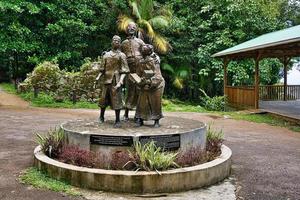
top-left (227, 112), bottom-right (300, 132)
top-left (0, 83), bottom-right (98, 109)
top-left (1, 83), bottom-right (299, 132)
top-left (20, 167), bottom-right (81, 196)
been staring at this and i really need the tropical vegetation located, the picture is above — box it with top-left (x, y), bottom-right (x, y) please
top-left (0, 0), bottom-right (299, 101)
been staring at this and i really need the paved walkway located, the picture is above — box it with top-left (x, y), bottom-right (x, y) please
top-left (0, 88), bottom-right (300, 200)
top-left (260, 100), bottom-right (300, 120)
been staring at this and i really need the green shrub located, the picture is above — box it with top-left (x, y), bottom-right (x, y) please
top-left (35, 128), bottom-right (65, 158)
top-left (18, 59), bottom-right (101, 104)
top-left (78, 59), bottom-right (101, 102)
top-left (17, 77), bottom-right (32, 93)
top-left (199, 89), bottom-right (227, 111)
top-left (128, 141), bottom-right (179, 172)
top-left (30, 61), bottom-right (62, 92)
top-left (54, 71), bottom-right (81, 102)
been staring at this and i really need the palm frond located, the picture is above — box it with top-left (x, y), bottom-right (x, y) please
top-left (177, 67), bottom-right (189, 78)
top-left (173, 77), bottom-right (184, 89)
top-left (153, 33), bottom-right (170, 54)
top-left (117, 14), bottom-right (134, 32)
top-left (139, 0), bottom-right (154, 20)
top-left (130, 1), bottom-right (141, 20)
top-left (149, 15), bottom-right (169, 30)
top-left (161, 63), bottom-right (175, 74)
top-left (138, 19), bottom-right (155, 38)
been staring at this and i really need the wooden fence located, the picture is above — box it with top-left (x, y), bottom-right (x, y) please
top-left (260, 85), bottom-right (300, 101)
top-left (225, 86), bottom-right (255, 107)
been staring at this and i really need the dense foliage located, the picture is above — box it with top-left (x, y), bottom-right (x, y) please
top-left (20, 60), bottom-right (101, 102)
top-left (0, 0), bottom-right (128, 79)
top-left (161, 0), bottom-right (292, 99)
top-left (1, 0), bottom-right (299, 100)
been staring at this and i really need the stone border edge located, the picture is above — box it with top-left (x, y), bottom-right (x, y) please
top-left (34, 145), bottom-right (232, 193)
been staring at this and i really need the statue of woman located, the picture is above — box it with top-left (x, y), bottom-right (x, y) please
top-left (135, 44), bottom-right (165, 128)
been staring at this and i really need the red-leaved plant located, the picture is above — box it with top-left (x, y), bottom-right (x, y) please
top-left (206, 125), bottom-right (224, 161)
top-left (176, 146), bottom-right (207, 167)
top-left (110, 150), bottom-right (135, 170)
top-left (58, 145), bottom-right (107, 168)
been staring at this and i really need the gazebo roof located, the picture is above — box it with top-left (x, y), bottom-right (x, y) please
top-left (212, 25), bottom-right (300, 59)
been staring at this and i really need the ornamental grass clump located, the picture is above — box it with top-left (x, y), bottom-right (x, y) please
top-left (128, 141), bottom-right (179, 172)
top-left (35, 128), bottom-right (65, 159)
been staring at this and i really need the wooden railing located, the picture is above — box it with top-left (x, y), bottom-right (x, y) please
top-left (260, 85), bottom-right (300, 101)
top-left (225, 86), bottom-right (255, 107)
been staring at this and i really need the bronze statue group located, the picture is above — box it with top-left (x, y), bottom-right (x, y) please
top-left (95, 22), bottom-right (164, 128)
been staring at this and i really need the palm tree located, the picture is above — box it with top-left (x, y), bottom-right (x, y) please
top-left (161, 63), bottom-right (190, 89)
top-left (117, 0), bottom-right (172, 54)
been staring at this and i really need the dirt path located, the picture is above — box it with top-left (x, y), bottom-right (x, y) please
top-left (0, 90), bottom-right (299, 200)
top-left (0, 87), bottom-right (29, 108)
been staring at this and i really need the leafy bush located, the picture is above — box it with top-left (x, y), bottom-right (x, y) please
top-left (199, 89), bottom-right (227, 111)
top-left (17, 77), bottom-right (32, 93)
top-left (35, 128), bottom-right (65, 158)
top-left (206, 125), bottom-right (224, 161)
top-left (78, 59), bottom-right (101, 102)
top-left (19, 59), bottom-right (101, 103)
top-left (30, 61), bottom-right (62, 92)
top-left (128, 141), bottom-right (179, 172)
top-left (58, 145), bottom-right (100, 168)
top-left (54, 71), bottom-right (81, 102)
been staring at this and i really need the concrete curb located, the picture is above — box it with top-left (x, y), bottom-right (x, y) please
top-left (34, 145), bottom-right (232, 194)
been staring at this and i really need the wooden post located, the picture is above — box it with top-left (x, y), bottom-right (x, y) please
top-left (254, 54), bottom-right (261, 109)
top-left (282, 57), bottom-right (291, 101)
top-left (223, 58), bottom-right (229, 96)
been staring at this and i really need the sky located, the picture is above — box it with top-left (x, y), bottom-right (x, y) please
top-left (280, 62), bottom-right (300, 85)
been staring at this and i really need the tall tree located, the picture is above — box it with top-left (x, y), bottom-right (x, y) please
top-left (162, 0), bottom-right (286, 100)
top-left (0, 0), bottom-right (128, 79)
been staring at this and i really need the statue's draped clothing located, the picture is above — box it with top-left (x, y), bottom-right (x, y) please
top-left (135, 55), bottom-right (164, 120)
top-left (121, 37), bottom-right (145, 109)
top-left (98, 50), bottom-right (129, 110)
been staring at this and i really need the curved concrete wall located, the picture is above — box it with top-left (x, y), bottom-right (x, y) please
top-left (34, 145), bottom-right (231, 194)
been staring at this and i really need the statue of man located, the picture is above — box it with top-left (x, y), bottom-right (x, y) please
top-left (96, 35), bottom-right (129, 128)
top-left (121, 22), bottom-right (145, 121)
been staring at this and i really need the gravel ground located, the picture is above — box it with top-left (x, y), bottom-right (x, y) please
top-left (0, 88), bottom-right (300, 200)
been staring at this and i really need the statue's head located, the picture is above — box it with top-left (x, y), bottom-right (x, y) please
top-left (141, 44), bottom-right (153, 56)
top-left (112, 35), bottom-right (121, 50)
top-left (126, 22), bottom-right (137, 36)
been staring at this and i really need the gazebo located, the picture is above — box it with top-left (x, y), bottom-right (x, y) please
top-left (212, 25), bottom-right (300, 109)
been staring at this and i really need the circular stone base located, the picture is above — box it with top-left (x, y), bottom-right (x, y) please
top-left (34, 145), bottom-right (232, 193)
top-left (61, 117), bottom-right (206, 160)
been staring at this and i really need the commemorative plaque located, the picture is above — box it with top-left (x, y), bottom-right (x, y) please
top-left (90, 135), bottom-right (133, 146)
top-left (139, 134), bottom-right (180, 151)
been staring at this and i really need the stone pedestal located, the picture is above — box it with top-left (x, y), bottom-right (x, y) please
top-left (61, 116), bottom-right (206, 160)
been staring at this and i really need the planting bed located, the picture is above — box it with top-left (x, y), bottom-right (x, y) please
top-left (34, 144), bottom-right (232, 193)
